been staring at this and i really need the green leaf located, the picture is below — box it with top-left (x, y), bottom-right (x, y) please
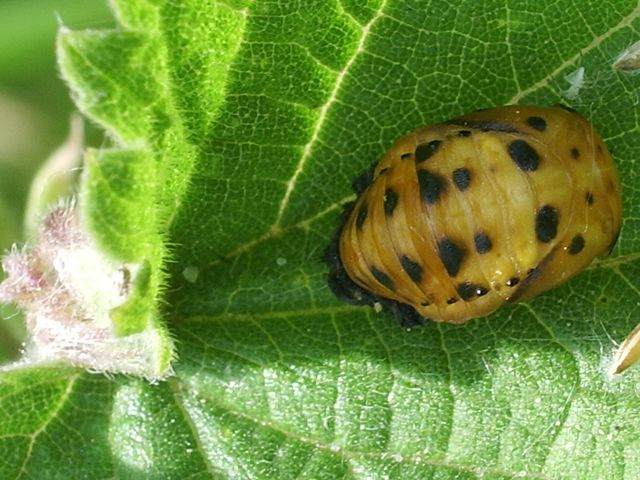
top-left (3, 0), bottom-right (640, 478)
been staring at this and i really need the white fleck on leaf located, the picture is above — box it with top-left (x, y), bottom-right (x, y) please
top-left (563, 66), bottom-right (585, 100)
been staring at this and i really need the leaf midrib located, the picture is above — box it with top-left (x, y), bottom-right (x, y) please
top-left (168, 375), bottom-right (554, 479)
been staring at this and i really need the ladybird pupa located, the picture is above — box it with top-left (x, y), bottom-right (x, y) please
top-left (326, 105), bottom-right (622, 327)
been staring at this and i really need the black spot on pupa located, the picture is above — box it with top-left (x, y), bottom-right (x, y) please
top-left (371, 266), bottom-right (395, 291)
top-left (474, 232), bottom-right (492, 254)
top-left (392, 303), bottom-right (429, 328)
top-left (324, 235), bottom-right (377, 307)
top-left (356, 204), bottom-right (368, 230)
top-left (525, 266), bottom-right (544, 283)
top-left (400, 153), bottom-right (412, 160)
top-left (506, 277), bottom-right (520, 287)
top-left (457, 282), bottom-right (479, 301)
top-left (481, 122), bottom-right (516, 133)
top-left (457, 130), bottom-right (472, 137)
top-left (418, 169), bottom-right (446, 204)
top-left (585, 192), bottom-right (594, 205)
top-left (456, 282), bottom-right (489, 300)
top-left (527, 116), bottom-right (547, 131)
top-left (556, 103), bottom-right (578, 113)
top-left (446, 297), bottom-right (458, 304)
top-left (379, 167), bottom-right (389, 175)
top-left (535, 205), bottom-right (559, 242)
top-left (570, 148), bottom-right (580, 159)
top-left (400, 255), bottom-right (423, 283)
top-left (448, 120), bottom-right (519, 133)
top-left (420, 301), bottom-right (431, 307)
top-left (415, 140), bottom-right (442, 163)
top-left (376, 297), bottom-right (430, 328)
top-left (508, 270), bottom-right (541, 303)
top-left (452, 168), bottom-right (472, 191)
top-left (352, 163), bottom-right (376, 195)
top-left (607, 228), bottom-right (621, 255)
top-left (568, 234), bottom-right (585, 255)
top-left (508, 249), bottom-right (558, 304)
top-left (437, 237), bottom-right (466, 277)
top-left (326, 271), bottom-right (368, 306)
top-left (508, 139), bottom-right (540, 171)
top-left (384, 188), bottom-right (399, 216)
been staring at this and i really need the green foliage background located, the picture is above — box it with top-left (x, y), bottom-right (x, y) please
top-left (0, 0), bottom-right (113, 363)
top-left (2, 0), bottom-right (640, 478)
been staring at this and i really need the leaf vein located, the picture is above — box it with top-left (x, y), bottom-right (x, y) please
top-left (17, 375), bottom-right (81, 478)
top-left (272, 0), bottom-right (390, 229)
top-left (168, 378), bottom-right (219, 478)
top-left (172, 377), bottom-right (554, 479)
top-left (509, 3), bottom-right (640, 103)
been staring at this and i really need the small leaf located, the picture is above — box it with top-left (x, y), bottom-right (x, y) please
top-left (81, 148), bottom-right (158, 262)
